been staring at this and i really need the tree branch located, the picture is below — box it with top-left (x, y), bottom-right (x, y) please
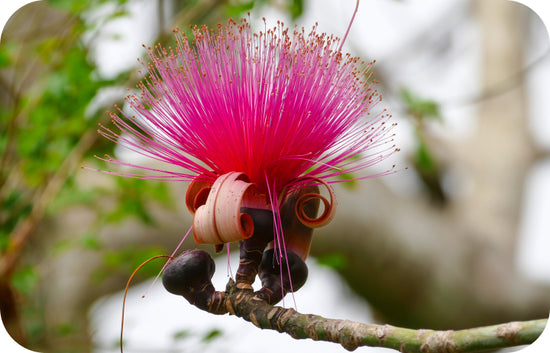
top-left (0, 128), bottom-right (99, 280)
top-left (222, 281), bottom-right (545, 353)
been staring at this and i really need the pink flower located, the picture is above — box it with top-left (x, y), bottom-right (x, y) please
top-left (97, 17), bottom-right (397, 257)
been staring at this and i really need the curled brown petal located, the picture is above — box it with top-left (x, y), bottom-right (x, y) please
top-left (193, 172), bottom-right (261, 244)
top-left (294, 178), bottom-right (336, 229)
top-left (277, 184), bottom-right (318, 261)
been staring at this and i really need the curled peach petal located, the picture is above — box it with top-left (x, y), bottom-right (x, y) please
top-left (192, 174), bottom-right (228, 244)
top-left (294, 178), bottom-right (336, 228)
top-left (192, 187), bottom-right (211, 213)
top-left (215, 173), bottom-right (255, 242)
top-left (185, 174), bottom-right (214, 214)
top-left (192, 172), bottom-right (259, 244)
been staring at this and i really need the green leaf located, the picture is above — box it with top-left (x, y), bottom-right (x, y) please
top-left (108, 9), bottom-right (130, 20)
top-left (172, 329), bottom-right (191, 341)
top-left (51, 238), bottom-right (73, 256)
top-left (47, 179), bottom-right (98, 213)
top-left (225, 1), bottom-right (256, 17)
top-left (336, 172), bottom-right (358, 190)
top-left (334, 154), bottom-right (361, 189)
top-left (316, 253), bottom-right (348, 270)
top-left (202, 328), bottom-right (223, 343)
top-left (288, 0), bottom-right (304, 19)
top-left (12, 266), bottom-right (38, 294)
top-left (0, 43), bottom-right (15, 68)
top-left (79, 233), bottom-right (102, 250)
top-left (97, 246), bottom-right (166, 282)
top-left (103, 178), bottom-right (173, 224)
top-left (47, 0), bottom-right (125, 13)
top-left (400, 88), bottom-right (441, 121)
top-left (47, 0), bottom-right (78, 11)
top-left (0, 189), bottom-right (33, 249)
top-left (54, 322), bottom-right (75, 336)
top-left (414, 137), bottom-right (436, 173)
top-left (0, 231), bottom-right (9, 252)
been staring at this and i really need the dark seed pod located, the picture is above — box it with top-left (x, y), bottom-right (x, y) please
top-left (257, 248), bottom-right (308, 304)
top-left (162, 249), bottom-right (226, 313)
top-left (162, 249), bottom-right (215, 295)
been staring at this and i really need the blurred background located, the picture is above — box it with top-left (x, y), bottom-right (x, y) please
top-left (1, 0), bottom-right (550, 352)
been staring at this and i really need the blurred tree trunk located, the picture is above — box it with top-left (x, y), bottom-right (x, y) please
top-left (311, 0), bottom-right (548, 329)
top-left (456, 0), bottom-right (533, 257)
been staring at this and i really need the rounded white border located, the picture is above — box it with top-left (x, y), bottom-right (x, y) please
top-left (0, 1), bottom-right (549, 353)
top-left (510, 0), bottom-right (550, 37)
top-left (0, 0), bottom-right (37, 35)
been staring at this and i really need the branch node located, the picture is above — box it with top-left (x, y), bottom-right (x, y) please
top-left (375, 324), bottom-right (393, 344)
top-left (278, 307), bottom-right (296, 330)
top-left (249, 312), bottom-right (261, 328)
top-left (225, 298), bottom-right (236, 315)
top-left (496, 321), bottom-right (523, 344)
top-left (420, 330), bottom-right (456, 353)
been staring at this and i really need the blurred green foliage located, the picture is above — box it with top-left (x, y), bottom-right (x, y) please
top-left (288, 0), bottom-right (305, 19)
top-left (54, 322), bottom-right (76, 336)
top-left (172, 329), bottom-right (192, 341)
top-left (225, 0), bottom-right (304, 19)
top-left (0, 0), bottom-right (172, 280)
top-left (202, 328), bottom-right (223, 343)
top-left (11, 266), bottom-right (38, 295)
top-left (414, 137), bottom-right (438, 174)
top-left (400, 88), bottom-right (442, 122)
top-left (0, 0), bottom-right (174, 349)
top-left (0, 44), bottom-right (14, 67)
top-left (48, 0), bottom-right (128, 12)
top-left (400, 87), bottom-right (445, 203)
top-left (316, 252), bottom-right (348, 270)
top-left (102, 245), bottom-right (166, 277)
top-left (104, 177), bottom-right (173, 225)
top-left (225, 1), bottom-right (257, 17)
top-left (0, 0), bottom-right (308, 350)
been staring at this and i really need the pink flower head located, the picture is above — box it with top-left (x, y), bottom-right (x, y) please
top-left (97, 17), bottom-right (397, 256)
